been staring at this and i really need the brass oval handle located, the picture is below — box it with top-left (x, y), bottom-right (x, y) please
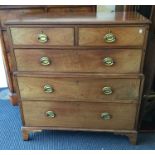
top-left (102, 86), bottom-right (113, 95)
top-left (101, 112), bottom-right (112, 120)
top-left (46, 111), bottom-right (56, 118)
top-left (44, 84), bottom-right (54, 93)
top-left (104, 32), bottom-right (116, 43)
top-left (103, 57), bottom-right (114, 66)
top-left (40, 57), bottom-right (51, 66)
top-left (38, 33), bottom-right (48, 43)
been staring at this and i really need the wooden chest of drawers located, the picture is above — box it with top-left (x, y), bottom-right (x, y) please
top-left (5, 11), bottom-right (150, 144)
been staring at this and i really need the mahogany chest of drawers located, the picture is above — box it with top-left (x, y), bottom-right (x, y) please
top-left (5, 11), bottom-right (150, 144)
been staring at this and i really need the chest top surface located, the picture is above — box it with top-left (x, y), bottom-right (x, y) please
top-left (5, 11), bottom-right (150, 25)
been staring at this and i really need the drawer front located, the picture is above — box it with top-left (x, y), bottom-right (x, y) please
top-left (22, 101), bottom-right (136, 130)
top-left (10, 27), bottom-right (74, 46)
top-left (79, 27), bottom-right (146, 46)
top-left (17, 76), bottom-right (140, 102)
top-left (14, 49), bottom-right (142, 73)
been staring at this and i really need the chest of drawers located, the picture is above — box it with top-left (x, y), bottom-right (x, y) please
top-left (5, 11), bottom-right (150, 144)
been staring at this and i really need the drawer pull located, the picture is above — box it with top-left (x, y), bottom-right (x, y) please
top-left (102, 86), bottom-right (113, 95)
top-left (44, 84), bottom-right (54, 93)
top-left (46, 111), bottom-right (56, 118)
top-left (104, 32), bottom-right (116, 43)
top-left (38, 33), bottom-right (48, 43)
top-left (101, 112), bottom-right (112, 120)
top-left (103, 57), bottom-right (114, 66)
top-left (40, 57), bottom-right (51, 66)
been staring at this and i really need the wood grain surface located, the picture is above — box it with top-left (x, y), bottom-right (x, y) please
top-left (22, 101), bottom-right (137, 130)
top-left (16, 76), bottom-right (141, 102)
top-left (14, 49), bottom-right (142, 73)
top-left (10, 27), bottom-right (74, 46)
top-left (79, 27), bottom-right (146, 46)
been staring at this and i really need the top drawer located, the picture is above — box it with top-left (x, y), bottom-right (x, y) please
top-left (79, 27), bottom-right (146, 47)
top-left (10, 27), bottom-right (74, 46)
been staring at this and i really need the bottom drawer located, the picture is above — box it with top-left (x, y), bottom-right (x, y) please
top-left (22, 101), bottom-right (137, 130)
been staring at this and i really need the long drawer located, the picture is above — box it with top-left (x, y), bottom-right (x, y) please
top-left (14, 49), bottom-right (142, 73)
top-left (79, 27), bottom-right (146, 46)
top-left (22, 101), bottom-right (137, 130)
top-left (10, 27), bottom-right (74, 46)
top-left (16, 75), bottom-right (141, 102)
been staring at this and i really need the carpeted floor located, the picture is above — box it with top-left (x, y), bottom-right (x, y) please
top-left (0, 88), bottom-right (155, 150)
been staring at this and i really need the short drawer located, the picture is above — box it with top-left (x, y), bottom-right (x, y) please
top-left (79, 27), bottom-right (146, 46)
top-left (17, 75), bottom-right (141, 102)
top-left (10, 27), bottom-right (74, 46)
top-left (22, 101), bottom-right (136, 130)
top-left (14, 49), bottom-right (142, 73)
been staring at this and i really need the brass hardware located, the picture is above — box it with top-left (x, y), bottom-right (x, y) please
top-left (101, 112), bottom-right (111, 120)
top-left (103, 57), bottom-right (114, 66)
top-left (43, 84), bottom-right (54, 93)
top-left (38, 33), bottom-right (48, 43)
top-left (104, 32), bottom-right (116, 43)
top-left (46, 111), bottom-right (56, 118)
top-left (40, 57), bottom-right (51, 66)
top-left (102, 86), bottom-right (113, 95)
